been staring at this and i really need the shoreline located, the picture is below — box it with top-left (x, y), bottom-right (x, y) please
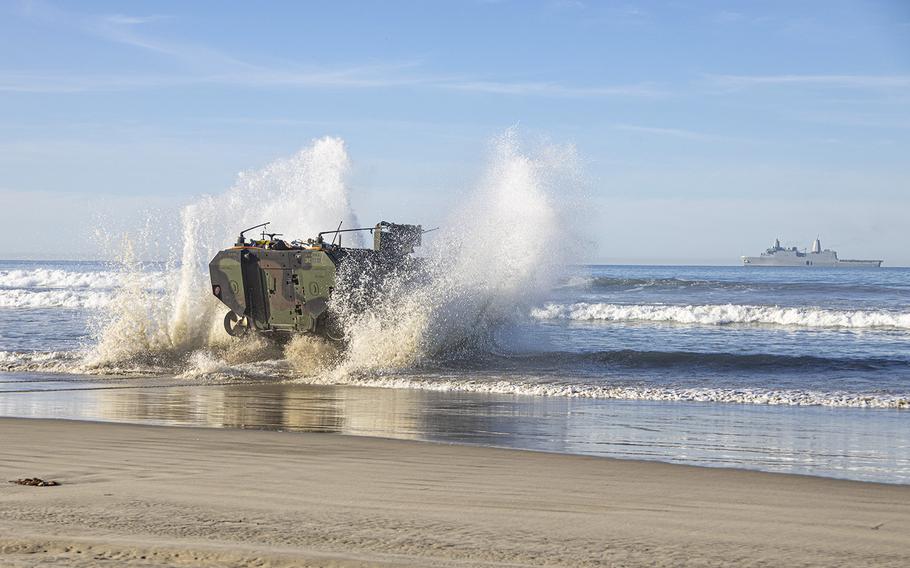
top-left (3, 376), bottom-right (909, 484)
top-left (2, 417), bottom-right (909, 567)
top-left (4, 412), bottom-right (910, 487)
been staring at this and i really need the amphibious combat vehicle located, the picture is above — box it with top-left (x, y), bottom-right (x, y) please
top-left (209, 221), bottom-right (424, 341)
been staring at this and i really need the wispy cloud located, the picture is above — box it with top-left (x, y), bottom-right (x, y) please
top-left (444, 80), bottom-right (663, 98)
top-left (4, 1), bottom-right (664, 99)
top-left (709, 74), bottom-right (910, 90)
top-left (775, 108), bottom-right (910, 130)
top-left (712, 11), bottom-right (745, 24)
top-left (0, 65), bottom-right (435, 93)
top-left (0, 70), bottom-right (662, 99)
top-left (102, 14), bottom-right (170, 26)
top-left (88, 11), bottom-right (249, 67)
top-left (0, 73), bottom-right (195, 93)
top-left (613, 124), bottom-right (721, 141)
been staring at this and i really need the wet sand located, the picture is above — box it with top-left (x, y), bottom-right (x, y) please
top-left (1, 418), bottom-right (908, 567)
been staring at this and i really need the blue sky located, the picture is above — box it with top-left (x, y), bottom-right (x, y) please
top-left (1, 0), bottom-right (908, 263)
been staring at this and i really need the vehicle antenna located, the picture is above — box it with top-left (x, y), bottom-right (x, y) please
top-left (237, 222), bottom-right (269, 245)
top-left (331, 220), bottom-right (343, 246)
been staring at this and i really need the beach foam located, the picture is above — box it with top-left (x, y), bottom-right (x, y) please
top-left (532, 302), bottom-right (910, 329)
top-left (0, 268), bottom-right (166, 291)
top-left (3, 342), bottom-right (907, 409)
top-left (293, 370), bottom-right (910, 409)
top-left (0, 350), bottom-right (82, 373)
top-left (0, 289), bottom-right (112, 309)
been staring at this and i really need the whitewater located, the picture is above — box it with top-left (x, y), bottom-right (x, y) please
top-left (532, 302), bottom-right (910, 329)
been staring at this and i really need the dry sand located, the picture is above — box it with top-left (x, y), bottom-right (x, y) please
top-left (1, 417), bottom-right (908, 567)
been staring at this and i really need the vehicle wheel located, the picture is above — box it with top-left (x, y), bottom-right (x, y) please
top-left (223, 311), bottom-right (249, 337)
top-left (319, 315), bottom-right (345, 342)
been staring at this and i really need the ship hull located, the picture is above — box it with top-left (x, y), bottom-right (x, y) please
top-left (742, 256), bottom-right (882, 267)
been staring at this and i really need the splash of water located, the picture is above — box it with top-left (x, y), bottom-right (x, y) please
top-left (86, 137), bottom-right (357, 370)
top-left (80, 131), bottom-right (584, 381)
top-left (332, 130), bottom-right (582, 376)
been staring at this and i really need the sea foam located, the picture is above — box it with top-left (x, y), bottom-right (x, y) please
top-left (532, 302), bottom-right (910, 329)
top-left (0, 289), bottom-right (111, 309)
top-left (0, 268), bottom-right (166, 290)
top-left (317, 375), bottom-right (910, 409)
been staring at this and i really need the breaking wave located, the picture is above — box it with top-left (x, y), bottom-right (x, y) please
top-left (3, 346), bottom-right (907, 409)
top-left (532, 302), bottom-right (910, 329)
top-left (0, 289), bottom-right (112, 309)
top-left (0, 267), bottom-right (167, 310)
top-left (288, 369), bottom-right (910, 409)
top-left (561, 276), bottom-right (726, 290)
top-left (561, 275), bottom-right (909, 295)
top-left (0, 350), bottom-right (81, 373)
top-left (0, 268), bottom-right (166, 290)
top-left (496, 349), bottom-right (910, 373)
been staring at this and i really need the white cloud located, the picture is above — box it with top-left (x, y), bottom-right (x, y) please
top-left (709, 74), bottom-right (910, 89)
top-left (0, 70), bottom-right (664, 99)
top-left (0, 66), bottom-right (432, 93)
top-left (103, 14), bottom-right (170, 26)
top-left (446, 80), bottom-right (664, 98)
top-left (613, 124), bottom-right (716, 140)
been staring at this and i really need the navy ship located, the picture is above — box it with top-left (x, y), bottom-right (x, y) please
top-left (742, 238), bottom-right (882, 267)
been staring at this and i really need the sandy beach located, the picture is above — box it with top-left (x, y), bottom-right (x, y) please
top-left (1, 417), bottom-right (908, 567)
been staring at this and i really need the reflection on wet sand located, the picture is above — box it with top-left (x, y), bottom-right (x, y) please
top-left (94, 383), bottom-right (425, 437)
top-left (1, 376), bottom-right (909, 483)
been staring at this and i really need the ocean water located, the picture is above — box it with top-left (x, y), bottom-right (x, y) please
top-left (1, 259), bottom-right (908, 483)
top-left (1, 136), bottom-right (908, 483)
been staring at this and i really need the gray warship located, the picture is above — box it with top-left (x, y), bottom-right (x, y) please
top-left (742, 238), bottom-right (882, 268)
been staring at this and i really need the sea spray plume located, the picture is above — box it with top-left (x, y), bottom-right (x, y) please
top-left (333, 131), bottom-right (584, 375)
top-left (83, 237), bottom-right (177, 370)
top-left (86, 137), bottom-right (359, 370)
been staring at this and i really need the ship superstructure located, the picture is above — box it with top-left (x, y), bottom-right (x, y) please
top-left (742, 238), bottom-right (882, 267)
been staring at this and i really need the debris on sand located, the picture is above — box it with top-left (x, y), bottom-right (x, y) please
top-left (8, 478), bottom-right (59, 487)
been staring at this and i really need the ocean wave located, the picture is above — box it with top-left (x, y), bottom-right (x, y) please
top-left (0, 350), bottom-right (83, 372)
top-left (4, 347), bottom-right (907, 409)
top-left (298, 372), bottom-right (909, 409)
top-left (531, 302), bottom-right (910, 329)
top-left (0, 268), bottom-right (166, 291)
top-left (561, 276), bottom-right (722, 290)
top-left (0, 289), bottom-right (112, 309)
top-left (561, 275), bottom-right (908, 295)
top-left (502, 350), bottom-right (908, 372)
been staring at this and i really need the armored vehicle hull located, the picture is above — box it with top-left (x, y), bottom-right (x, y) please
top-left (209, 221), bottom-right (423, 340)
top-left (210, 246), bottom-right (339, 337)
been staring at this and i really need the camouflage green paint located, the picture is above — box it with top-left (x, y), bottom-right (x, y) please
top-left (208, 250), bottom-right (246, 316)
top-left (210, 247), bottom-right (336, 335)
top-left (209, 221), bottom-right (422, 340)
